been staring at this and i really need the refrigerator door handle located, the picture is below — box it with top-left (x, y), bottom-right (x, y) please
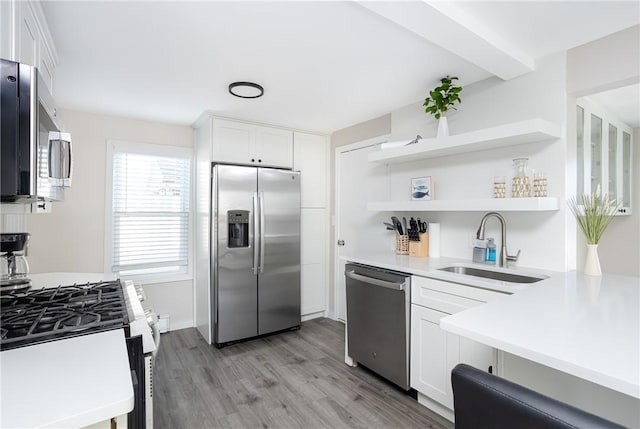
top-left (259, 191), bottom-right (265, 274)
top-left (252, 192), bottom-right (259, 275)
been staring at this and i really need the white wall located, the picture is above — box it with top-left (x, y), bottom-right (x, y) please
top-left (328, 114), bottom-right (391, 317)
top-left (27, 109), bottom-right (195, 330)
top-left (385, 53), bottom-right (570, 271)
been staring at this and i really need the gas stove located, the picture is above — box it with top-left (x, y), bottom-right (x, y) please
top-left (0, 277), bottom-right (157, 428)
top-left (0, 280), bottom-right (130, 351)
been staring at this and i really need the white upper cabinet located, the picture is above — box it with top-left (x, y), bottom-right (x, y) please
top-left (210, 118), bottom-right (293, 169)
top-left (293, 132), bottom-right (328, 208)
top-left (0, 2), bottom-right (13, 60)
top-left (212, 119), bottom-right (253, 165)
top-left (254, 126), bottom-right (293, 169)
top-left (38, 37), bottom-right (55, 93)
top-left (18, 1), bottom-right (39, 67)
top-left (2, 1), bottom-right (58, 96)
top-left (577, 98), bottom-right (634, 215)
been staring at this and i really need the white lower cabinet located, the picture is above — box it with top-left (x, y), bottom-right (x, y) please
top-left (300, 208), bottom-right (327, 317)
top-left (410, 275), bottom-right (503, 419)
top-left (410, 305), bottom-right (459, 409)
top-left (301, 262), bottom-right (325, 315)
top-left (410, 305), bottom-right (495, 411)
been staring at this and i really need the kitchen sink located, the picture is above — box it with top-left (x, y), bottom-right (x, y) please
top-left (438, 266), bottom-right (548, 284)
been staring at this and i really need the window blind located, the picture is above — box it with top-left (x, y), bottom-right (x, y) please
top-left (111, 150), bottom-right (191, 277)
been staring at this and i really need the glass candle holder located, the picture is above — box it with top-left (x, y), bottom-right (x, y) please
top-left (493, 176), bottom-right (506, 198)
top-left (512, 158), bottom-right (531, 198)
top-left (533, 171), bottom-right (548, 197)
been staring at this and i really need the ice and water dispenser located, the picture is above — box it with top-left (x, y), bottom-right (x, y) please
top-left (228, 210), bottom-right (249, 248)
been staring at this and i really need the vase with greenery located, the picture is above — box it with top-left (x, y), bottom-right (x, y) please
top-left (568, 185), bottom-right (620, 276)
top-left (423, 75), bottom-right (462, 138)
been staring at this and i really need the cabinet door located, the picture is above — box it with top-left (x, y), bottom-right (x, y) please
top-left (39, 40), bottom-right (55, 95)
top-left (1, 1), bottom-right (15, 60)
top-left (18, 2), bottom-right (38, 67)
top-left (620, 131), bottom-right (632, 214)
top-left (577, 99), bottom-right (633, 215)
top-left (410, 305), bottom-right (458, 409)
top-left (410, 303), bottom-right (497, 410)
top-left (300, 208), bottom-right (326, 315)
top-left (294, 132), bottom-right (327, 208)
top-left (212, 119), bottom-right (253, 165)
top-left (301, 263), bottom-right (325, 315)
top-left (254, 125), bottom-right (293, 168)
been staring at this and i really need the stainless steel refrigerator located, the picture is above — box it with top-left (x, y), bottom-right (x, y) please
top-left (211, 164), bottom-right (300, 347)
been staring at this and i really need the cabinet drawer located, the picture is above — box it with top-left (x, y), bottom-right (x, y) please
top-left (413, 284), bottom-right (484, 314)
top-left (411, 275), bottom-right (506, 313)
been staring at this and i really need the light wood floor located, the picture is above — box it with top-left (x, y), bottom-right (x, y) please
top-left (154, 318), bottom-right (453, 429)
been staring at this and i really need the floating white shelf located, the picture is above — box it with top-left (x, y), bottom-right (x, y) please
top-left (367, 198), bottom-right (560, 212)
top-left (368, 118), bottom-right (562, 164)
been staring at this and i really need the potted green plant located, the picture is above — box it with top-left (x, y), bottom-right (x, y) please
top-left (568, 185), bottom-right (620, 276)
top-left (423, 75), bottom-right (462, 138)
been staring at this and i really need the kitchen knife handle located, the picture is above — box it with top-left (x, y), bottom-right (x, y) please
top-left (259, 191), bottom-right (265, 274)
top-left (252, 192), bottom-right (259, 275)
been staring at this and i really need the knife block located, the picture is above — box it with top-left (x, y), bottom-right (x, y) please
top-left (395, 235), bottom-right (409, 255)
top-left (409, 233), bottom-right (429, 258)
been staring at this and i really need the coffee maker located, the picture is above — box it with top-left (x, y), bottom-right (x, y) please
top-left (1, 233), bottom-right (31, 292)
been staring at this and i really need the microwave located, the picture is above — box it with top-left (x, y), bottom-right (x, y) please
top-left (1, 58), bottom-right (72, 203)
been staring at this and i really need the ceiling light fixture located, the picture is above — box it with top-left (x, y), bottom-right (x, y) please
top-left (228, 81), bottom-right (264, 99)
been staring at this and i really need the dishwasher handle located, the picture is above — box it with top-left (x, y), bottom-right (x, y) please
top-left (345, 270), bottom-right (406, 291)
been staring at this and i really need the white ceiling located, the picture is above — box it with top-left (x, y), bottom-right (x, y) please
top-left (41, 1), bottom-right (640, 134)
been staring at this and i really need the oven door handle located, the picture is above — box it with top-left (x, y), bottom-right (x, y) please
top-left (145, 310), bottom-right (161, 360)
top-left (345, 270), bottom-right (406, 291)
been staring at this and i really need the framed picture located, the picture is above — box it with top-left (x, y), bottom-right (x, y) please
top-left (411, 176), bottom-right (432, 201)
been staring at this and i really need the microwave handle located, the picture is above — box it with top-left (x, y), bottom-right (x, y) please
top-left (47, 132), bottom-right (73, 186)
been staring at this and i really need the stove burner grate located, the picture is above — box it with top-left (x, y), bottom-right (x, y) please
top-left (0, 280), bottom-right (129, 351)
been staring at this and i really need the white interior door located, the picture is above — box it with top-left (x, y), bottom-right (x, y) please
top-left (334, 137), bottom-right (390, 322)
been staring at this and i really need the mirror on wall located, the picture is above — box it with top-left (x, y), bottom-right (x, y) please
top-left (576, 83), bottom-right (638, 215)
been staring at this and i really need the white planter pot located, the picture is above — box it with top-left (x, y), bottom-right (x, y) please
top-left (437, 116), bottom-right (449, 138)
top-left (584, 244), bottom-right (602, 276)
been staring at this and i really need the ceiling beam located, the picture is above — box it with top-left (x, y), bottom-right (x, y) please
top-left (357, 1), bottom-right (535, 80)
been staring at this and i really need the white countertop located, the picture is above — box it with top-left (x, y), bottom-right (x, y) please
top-left (0, 329), bottom-right (134, 428)
top-left (342, 252), bottom-right (640, 399)
top-left (342, 252), bottom-right (554, 294)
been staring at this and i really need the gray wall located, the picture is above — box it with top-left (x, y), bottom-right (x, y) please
top-left (595, 127), bottom-right (640, 276)
top-left (567, 25), bottom-right (640, 276)
top-left (567, 25), bottom-right (640, 97)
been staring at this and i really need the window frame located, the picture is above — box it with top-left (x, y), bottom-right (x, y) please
top-left (104, 140), bottom-right (194, 285)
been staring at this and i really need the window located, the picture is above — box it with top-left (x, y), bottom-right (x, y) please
top-left (106, 141), bottom-right (192, 281)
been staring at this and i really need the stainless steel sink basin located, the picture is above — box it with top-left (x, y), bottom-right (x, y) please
top-left (438, 266), bottom-right (548, 284)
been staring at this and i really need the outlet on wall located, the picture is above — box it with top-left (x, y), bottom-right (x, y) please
top-left (158, 314), bottom-right (170, 333)
top-left (32, 202), bottom-right (52, 214)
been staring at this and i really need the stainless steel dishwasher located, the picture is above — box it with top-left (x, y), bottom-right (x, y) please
top-left (345, 263), bottom-right (411, 390)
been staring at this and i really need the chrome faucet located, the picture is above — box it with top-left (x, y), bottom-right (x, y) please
top-left (476, 212), bottom-right (521, 268)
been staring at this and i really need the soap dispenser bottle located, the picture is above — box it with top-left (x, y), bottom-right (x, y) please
top-left (486, 238), bottom-right (496, 264)
top-left (473, 239), bottom-right (487, 263)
